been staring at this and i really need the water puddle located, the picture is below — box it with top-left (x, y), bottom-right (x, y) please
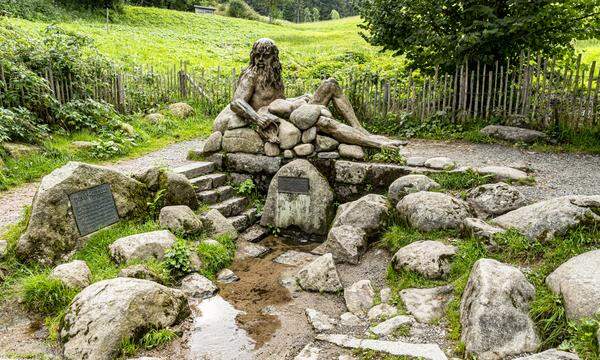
top-left (188, 295), bottom-right (255, 360)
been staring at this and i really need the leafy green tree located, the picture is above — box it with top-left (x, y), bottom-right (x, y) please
top-left (303, 6), bottom-right (313, 21)
top-left (330, 9), bottom-right (340, 19)
top-left (356, 0), bottom-right (600, 72)
top-left (312, 7), bottom-right (320, 21)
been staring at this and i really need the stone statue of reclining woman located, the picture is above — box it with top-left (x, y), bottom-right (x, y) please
top-left (213, 38), bottom-right (403, 150)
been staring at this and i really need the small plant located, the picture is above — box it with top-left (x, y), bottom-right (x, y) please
top-left (147, 189), bottom-right (166, 220)
top-left (235, 179), bottom-right (256, 196)
top-left (368, 148), bottom-right (406, 165)
top-left (21, 274), bottom-right (78, 315)
top-left (429, 169), bottom-right (494, 190)
top-left (140, 328), bottom-right (178, 350)
top-left (163, 239), bottom-right (191, 278)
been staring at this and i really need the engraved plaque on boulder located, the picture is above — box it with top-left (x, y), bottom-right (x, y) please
top-left (69, 184), bottom-right (120, 236)
top-left (278, 176), bottom-right (310, 194)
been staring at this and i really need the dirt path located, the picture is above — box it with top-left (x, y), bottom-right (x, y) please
top-left (0, 139), bottom-right (204, 232)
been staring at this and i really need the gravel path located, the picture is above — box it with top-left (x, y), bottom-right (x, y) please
top-left (0, 139), bottom-right (203, 232)
top-left (1, 138), bottom-right (599, 231)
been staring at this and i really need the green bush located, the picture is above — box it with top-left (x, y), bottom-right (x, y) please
top-left (163, 239), bottom-right (192, 278)
top-left (56, 99), bottom-right (121, 132)
top-left (330, 9), bottom-right (340, 20)
top-left (0, 108), bottom-right (50, 144)
top-left (226, 0), bottom-right (263, 21)
top-left (21, 273), bottom-right (78, 315)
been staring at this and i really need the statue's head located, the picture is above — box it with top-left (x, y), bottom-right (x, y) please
top-left (248, 38), bottom-right (283, 91)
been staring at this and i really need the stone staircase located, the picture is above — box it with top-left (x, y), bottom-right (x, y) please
top-left (173, 161), bottom-right (258, 232)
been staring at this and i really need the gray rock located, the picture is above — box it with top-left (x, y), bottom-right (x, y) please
top-left (268, 98), bottom-right (294, 118)
top-left (180, 273), bottom-right (218, 299)
top-left (202, 209), bottom-right (238, 239)
top-left (264, 142), bottom-right (280, 157)
top-left (274, 250), bottom-right (317, 267)
top-left (302, 127), bottom-right (317, 143)
top-left (397, 191), bottom-right (472, 232)
top-left (225, 153), bottom-right (281, 174)
top-left (261, 159), bottom-right (334, 235)
top-left (168, 102), bottom-right (194, 118)
top-left (294, 343), bottom-right (321, 360)
top-left (367, 304), bottom-right (397, 322)
top-left (424, 157), bottom-right (455, 170)
top-left (213, 105), bottom-right (240, 132)
top-left (17, 162), bottom-right (148, 265)
top-left (315, 135), bottom-right (339, 152)
top-left (312, 225), bottom-right (367, 265)
top-left (492, 195), bottom-right (600, 241)
top-left (118, 264), bottom-right (162, 283)
top-left (109, 230), bottom-right (176, 263)
top-left (343, 280), bottom-right (375, 317)
top-left (477, 166), bottom-right (529, 181)
top-left (2, 142), bottom-right (41, 158)
top-left (480, 125), bottom-right (546, 143)
top-left (316, 334), bottom-right (447, 360)
top-left (159, 205), bottom-right (203, 236)
top-left (306, 308), bottom-right (337, 332)
top-left (467, 182), bottom-right (527, 218)
top-left (370, 315), bottom-right (415, 337)
top-left (380, 288), bottom-right (392, 304)
top-left (202, 131), bottom-right (223, 154)
top-left (163, 171), bottom-right (199, 210)
top-left (388, 175), bottom-right (440, 204)
top-left (60, 278), bottom-right (189, 360)
top-left (283, 149), bottom-right (294, 158)
top-left (317, 151), bottom-right (340, 159)
top-left (279, 119), bottom-right (302, 150)
top-left (513, 349), bottom-right (580, 360)
top-left (217, 269), bottom-right (239, 283)
top-left (340, 312), bottom-right (364, 327)
top-left (145, 113), bottom-right (165, 124)
top-left (50, 260), bottom-right (91, 289)
top-left (235, 241), bottom-right (270, 260)
top-left (460, 258), bottom-right (539, 360)
top-left (289, 104), bottom-right (322, 130)
top-left (238, 224), bottom-right (269, 243)
top-left (400, 285), bottom-right (454, 323)
top-left (392, 240), bottom-right (457, 279)
top-left (462, 217), bottom-right (505, 241)
top-left (335, 160), bottom-right (370, 184)
top-left (296, 253), bottom-right (343, 293)
top-left (338, 144), bottom-right (365, 160)
top-left (71, 140), bottom-right (96, 150)
top-left (546, 249), bottom-right (600, 320)
top-left (406, 156), bottom-right (427, 167)
top-left (222, 128), bottom-right (264, 154)
top-left (332, 194), bottom-right (389, 237)
top-left (294, 143), bottom-right (314, 157)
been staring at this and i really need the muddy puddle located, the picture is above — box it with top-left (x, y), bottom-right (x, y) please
top-left (220, 236), bottom-right (317, 348)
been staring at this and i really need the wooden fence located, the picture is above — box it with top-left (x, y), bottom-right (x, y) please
top-left (1, 54), bottom-right (598, 131)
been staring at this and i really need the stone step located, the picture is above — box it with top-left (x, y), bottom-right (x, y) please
top-left (228, 208), bottom-right (260, 232)
top-left (189, 173), bottom-right (227, 192)
top-left (209, 196), bottom-right (249, 218)
top-left (173, 162), bottom-right (215, 179)
top-left (197, 186), bottom-right (235, 204)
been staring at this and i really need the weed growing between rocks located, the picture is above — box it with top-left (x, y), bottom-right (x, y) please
top-left (428, 170), bottom-right (495, 191)
top-left (197, 234), bottom-right (236, 279)
top-left (21, 274), bottom-right (79, 315)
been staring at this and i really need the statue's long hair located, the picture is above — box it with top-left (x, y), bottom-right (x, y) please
top-left (244, 38), bottom-right (284, 91)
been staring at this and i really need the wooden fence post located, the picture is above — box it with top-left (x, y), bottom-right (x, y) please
top-left (179, 70), bottom-right (188, 99)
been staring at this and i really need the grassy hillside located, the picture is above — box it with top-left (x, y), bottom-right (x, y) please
top-left (4, 6), bottom-right (404, 78)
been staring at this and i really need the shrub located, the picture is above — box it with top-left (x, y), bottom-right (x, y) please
top-left (56, 99), bottom-right (121, 132)
top-left (330, 9), bottom-right (340, 20)
top-left (0, 108), bottom-right (50, 144)
top-left (226, 0), bottom-right (262, 21)
top-left (163, 239), bottom-right (191, 278)
top-left (21, 273), bottom-right (78, 315)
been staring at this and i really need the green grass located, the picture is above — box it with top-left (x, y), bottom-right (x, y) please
top-left (21, 273), bottom-right (79, 315)
top-left (196, 233), bottom-right (236, 279)
top-left (428, 169), bottom-right (495, 191)
top-left (0, 104), bottom-right (212, 192)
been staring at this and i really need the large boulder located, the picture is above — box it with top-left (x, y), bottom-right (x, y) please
top-left (261, 159), bottom-right (334, 235)
top-left (50, 260), bottom-right (92, 289)
top-left (546, 249), bottom-right (600, 320)
top-left (331, 194), bottom-right (389, 237)
top-left (222, 128), bottom-right (264, 154)
top-left (492, 195), bottom-right (600, 241)
top-left (343, 280), bottom-right (375, 317)
top-left (159, 205), bottom-right (203, 236)
top-left (278, 119), bottom-right (302, 150)
top-left (296, 253), bottom-right (343, 293)
top-left (109, 230), bottom-right (176, 263)
top-left (162, 171), bottom-right (199, 210)
top-left (388, 175), bottom-right (440, 204)
top-left (480, 125), bottom-right (546, 143)
top-left (17, 162), bottom-right (148, 265)
top-left (392, 240), bottom-right (457, 279)
top-left (466, 182), bottom-right (527, 218)
top-left (312, 225), bottom-right (367, 264)
top-left (289, 104), bottom-right (321, 130)
top-left (460, 259), bottom-right (539, 360)
top-left (396, 191), bottom-right (472, 232)
top-left (60, 278), bottom-right (189, 360)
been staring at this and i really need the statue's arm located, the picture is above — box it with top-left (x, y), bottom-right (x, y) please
top-left (230, 73), bottom-right (277, 129)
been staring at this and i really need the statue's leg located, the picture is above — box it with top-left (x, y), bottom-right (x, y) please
top-left (311, 78), bottom-right (367, 133)
top-left (316, 116), bottom-right (399, 149)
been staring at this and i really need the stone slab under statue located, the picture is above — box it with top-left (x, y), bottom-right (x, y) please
top-left (209, 38), bottom-right (404, 158)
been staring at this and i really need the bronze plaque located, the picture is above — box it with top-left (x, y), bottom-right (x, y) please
top-left (69, 184), bottom-right (120, 236)
top-left (278, 176), bottom-right (310, 194)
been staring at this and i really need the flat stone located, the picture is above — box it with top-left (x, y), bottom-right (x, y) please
top-left (180, 273), bottom-right (218, 299)
top-left (306, 308), bottom-right (337, 332)
top-left (400, 285), bottom-right (454, 323)
top-left (217, 269), bottom-right (239, 284)
top-left (397, 191), bottom-right (472, 232)
top-left (296, 253), bottom-right (343, 293)
top-left (344, 280), bottom-right (375, 317)
top-left (316, 334), bottom-right (447, 360)
top-left (424, 157), bottom-right (455, 170)
top-left (109, 230), bottom-right (176, 263)
top-left (388, 175), bottom-right (440, 204)
top-left (279, 119), bottom-right (302, 150)
top-left (274, 250), bottom-right (317, 266)
top-left (225, 153), bottom-right (281, 174)
top-left (236, 241), bottom-right (270, 260)
top-left (462, 217), bottom-right (505, 242)
top-left (370, 315), bottom-right (415, 337)
top-left (513, 349), bottom-right (580, 359)
top-left (477, 166), bottom-right (528, 181)
top-left (317, 151), bottom-right (340, 159)
top-left (50, 260), bottom-right (91, 289)
top-left (222, 128), bottom-right (264, 154)
top-left (338, 144), bottom-right (365, 160)
top-left (406, 156), bottom-right (427, 167)
top-left (238, 224), bottom-right (269, 243)
top-left (480, 125), bottom-right (546, 143)
top-left (294, 143), bottom-right (314, 157)
top-left (367, 304), bottom-right (397, 322)
top-left (392, 240), bottom-right (457, 279)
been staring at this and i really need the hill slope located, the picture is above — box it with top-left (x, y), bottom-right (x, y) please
top-left (5, 6), bottom-right (403, 78)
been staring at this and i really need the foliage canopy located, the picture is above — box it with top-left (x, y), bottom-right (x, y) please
top-left (356, 0), bottom-right (600, 72)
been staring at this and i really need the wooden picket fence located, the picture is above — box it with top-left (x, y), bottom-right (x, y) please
top-left (1, 54), bottom-right (598, 131)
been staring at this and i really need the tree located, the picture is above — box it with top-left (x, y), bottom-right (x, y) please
top-left (312, 7), bottom-right (320, 21)
top-left (330, 9), bottom-right (340, 19)
top-left (356, 0), bottom-right (600, 72)
top-left (303, 6), bottom-right (313, 21)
